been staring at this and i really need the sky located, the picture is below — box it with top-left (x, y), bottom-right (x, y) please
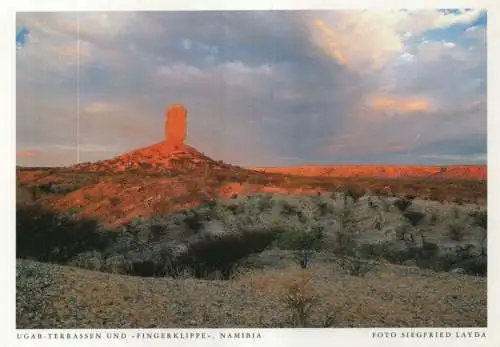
top-left (16, 10), bottom-right (487, 167)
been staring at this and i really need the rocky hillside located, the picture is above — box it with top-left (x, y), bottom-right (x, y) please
top-left (16, 141), bottom-right (487, 227)
top-left (72, 140), bottom-right (239, 174)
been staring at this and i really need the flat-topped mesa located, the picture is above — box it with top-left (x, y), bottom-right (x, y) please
top-left (165, 104), bottom-right (188, 144)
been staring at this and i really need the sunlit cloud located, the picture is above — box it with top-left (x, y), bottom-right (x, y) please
top-left (52, 43), bottom-right (92, 59)
top-left (312, 19), bottom-right (349, 66)
top-left (83, 101), bottom-right (121, 115)
top-left (309, 10), bottom-right (484, 73)
top-left (16, 150), bottom-right (39, 158)
top-left (370, 96), bottom-right (431, 113)
top-left (311, 16), bottom-right (403, 72)
top-left (16, 10), bottom-right (486, 166)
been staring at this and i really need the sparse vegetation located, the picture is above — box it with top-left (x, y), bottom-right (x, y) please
top-left (17, 193), bottom-right (487, 279)
top-left (278, 272), bottom-right (318, 327)
top-left (16, 204), bottom-right (110, 264)
top-left (275, 225), bottom-right (324, 269)
top-left (402, 210), bottom-right (426, 226)
top-left (344, 186), bottom-right (365, 203)
top-left (393, 197), bottom-right (412, 212)
top-left (447, 223), bottom-right (465, 241)
top-left (16, 163), bottom-right (487, 328)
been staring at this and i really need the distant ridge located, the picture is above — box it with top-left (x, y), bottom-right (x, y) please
top-left (251, 164), bottom-right (487, 180)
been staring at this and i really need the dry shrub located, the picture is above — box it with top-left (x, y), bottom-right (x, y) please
top-left (250, 269), bottom-right (312, 296)
top-left (249, 270), bottom-right (336, 327)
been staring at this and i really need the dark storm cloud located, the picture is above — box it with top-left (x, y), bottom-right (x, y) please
top-left (16, 11), bottom-right (486, 167)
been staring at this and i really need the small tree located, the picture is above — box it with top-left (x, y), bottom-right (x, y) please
top-left (447, 223), bottom-right (465, 241)
top-left (281, 283), bottom-right (317, 327)
top-left (329, 208), bottom-right (374, 276)
top-left (470, 210), bottom-right (487, 259)
top-left (393, 197), bottom-right (412, 212)
top-left (276, 226), bottom-right (325, 269)
top-left (344, 187), bottom-right (364, 204)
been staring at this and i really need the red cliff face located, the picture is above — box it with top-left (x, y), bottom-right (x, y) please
top-left (251, 165), bottom-right (487, 181)
top-left (165, 104), bottom-right (188, 144)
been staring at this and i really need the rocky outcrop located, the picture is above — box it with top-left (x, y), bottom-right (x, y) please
top-left (165, 104), bottom-right (188, 143)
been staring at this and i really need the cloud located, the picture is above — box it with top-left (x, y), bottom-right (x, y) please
top-left (415, 41), bottom-right (469, 63)
top-left (312, 19), bottom-right (349, 66)
top-left (16, 11), bottom-right (486, 167)
top-left (395, 136), bottom-right (486, 157)
top-left (47, 144), bottom-right (121, 153)
top-left (84, 101), bottom-right (121, 115)
top-left (311, 15), bottom-right (403, 72)
top-left (16, 150), bottom-right (38, 158)
top-left (16, 12), bottom-right (139, 45)
top-left (418, 153), bottom-right (486, 163)
top-left (53, 43), bottom-right (92, 59)
top-left (399, 9), bottom-right (483, 34)
top-left (464, 25), bottom-right (486, 40)
top-left (156, 61), bottom-right (274, 93)
top-left (308, 10), bottom-right (484, 73)
top-left (157, 63), bottom-right (210, 82)
top-left (369, 96), bottom-right (431, 113)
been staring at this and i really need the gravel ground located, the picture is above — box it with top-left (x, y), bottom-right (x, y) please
top-left (17, 258), bottom-right (486, 329)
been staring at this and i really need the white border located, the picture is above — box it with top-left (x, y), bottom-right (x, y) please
top-left (7, 0), bottom-right (496, 11)
top-left (1, 1), bottom-right (498, 346)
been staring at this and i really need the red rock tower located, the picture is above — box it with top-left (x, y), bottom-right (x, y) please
top-left (165, 104), bottom-right (187, 144)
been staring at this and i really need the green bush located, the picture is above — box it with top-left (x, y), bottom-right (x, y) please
top-left (176, 229), bottom-right (279, 279)
top-left (19, 193), bottom-right (487, 280)
top-left (184, 212), bottom-right (205, 232)
top-left (336, 255), bottom-right (375, 277)
top-left (452, 244), bottom-right (487, 276)
top-left (367, 198), bottom-right (376, 209)
top-left (329, 229), bottom-right (374, 276)
top-left (69, 251), bottom-right (103, 271)
top-left (344, 187), bottom-right (364, 203)
top-left (123, 249), bottom-right (166, 277)
top-left (17, 204), bottom-right (110, 264)
top-left (257, 194), bottom-right (274, 211)
top-left (358, 240), bottom-right (486, 277)
top-left (447, 224), bottom-right (465, 241)
top-left (402, 211), bottom-right (426, 226)
top-left (280, 201), bottom-right (299, 216)
top-left (459, 256), bottom-right (487, 276)
top-left (359, 242), bottom-right (405, 261)
top-left (275, 226), bottom-right (324, 251)
top-left (470, 210), bottom-right (487, 229)
top-left (393, 197), bottom-right (412, 212)
top-left (103, 255), bottom-right (129, 274)
top-left (275, 226), bottom-right (325, 269)
top-left (414, 242), bottom-right (441, 270)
